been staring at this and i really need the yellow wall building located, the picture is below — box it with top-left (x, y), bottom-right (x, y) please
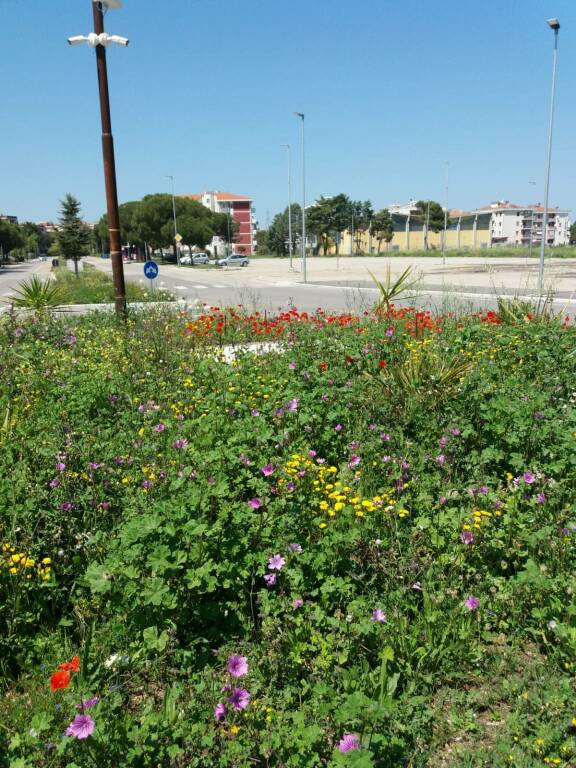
top-left (326, 211), bottom-right (492, 254)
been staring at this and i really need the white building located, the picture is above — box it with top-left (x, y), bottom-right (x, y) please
top-left (478, 201), bottom-right (571, 247)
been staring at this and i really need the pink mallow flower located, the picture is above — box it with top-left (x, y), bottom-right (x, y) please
top-left (64, 715), bottom-right (95, 740)
top-left (371, 608), bottom-right (387, 623)
top-left (227, 655), bottom-right (248, 678)
top-left (247, 498), bottom-right (262, 509)
top-left (261, 463), bottom-right (274, 476)
top-left (214, 702), bottom-right (227, 722)
top-left (338, 733), bottom-right (361, 752)
top-left (464, 595), bottom-right (480, 611)
top-left (268, 554), bottom-right (285, 570)
top-left (228, 688), bottom-right (250, 711)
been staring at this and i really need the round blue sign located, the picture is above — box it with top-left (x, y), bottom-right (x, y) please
top-left (143, 260), bottom-right (159, 279)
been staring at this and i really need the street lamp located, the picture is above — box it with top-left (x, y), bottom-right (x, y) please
top-left (294, 112), bottom-right (306, 283)
top-left (442, 162), bottom-right (449, 264)
top-left (538, 18), bottom-right (560, 293)
top-left (68, 0), bottom-right (128, 316)
top-left (166, 175), bottom-right (180, 266)
top-left (280, 144), bottom-right (295, 270)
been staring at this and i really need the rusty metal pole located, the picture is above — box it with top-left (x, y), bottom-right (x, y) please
top-left (92, 1), bottom-right (126, 316)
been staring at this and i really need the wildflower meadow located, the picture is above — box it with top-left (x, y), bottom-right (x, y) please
top-left (0, 301), bottom-right (575, 767)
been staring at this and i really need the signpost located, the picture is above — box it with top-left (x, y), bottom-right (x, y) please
top-left (144, 259), bottom-right (159, 291)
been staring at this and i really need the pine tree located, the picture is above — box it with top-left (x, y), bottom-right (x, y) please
top-left (57, 194), bottom-right (90, 276)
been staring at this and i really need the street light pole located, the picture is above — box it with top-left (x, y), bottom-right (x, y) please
top-left (294, 112), bottom-right (306, 283)
top-left (166, 175), bottom-right (179, 266)
top-left (538, 18), bottom-right (560, 294)
top-left (281, 144), bottom-right (294, 271)
top-left (91, 0), bottom-right (126, 316)
top-left (442, 163), bottom-right (449, 264)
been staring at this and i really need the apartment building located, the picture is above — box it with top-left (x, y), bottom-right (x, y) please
top-left (181, 191), bottom-right (254, 256)
top-left (480, 201), bottom-right (570, 247)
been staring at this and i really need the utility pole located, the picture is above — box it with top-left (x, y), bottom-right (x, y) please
top-left (166, 175), bottom-right (180, 266)
top-left (294, 112), bottom-right (306, 282)
top-left (281, 144), bottom-right (294, 270)
top-left (442, 163), bottom-right (449, 264)
top-left (538, 18), bottom-right (561, 293)
top-left (91, 1), bottom-right (126, 315)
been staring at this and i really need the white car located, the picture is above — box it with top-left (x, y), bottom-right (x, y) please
top-left (216, 254), bottom-right (250, 267)
top-left (180, 252), bottom-right (209, 265)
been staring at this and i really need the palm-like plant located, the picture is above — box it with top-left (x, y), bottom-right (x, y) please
top-left (369, 266), bottom-right (420, 313)
top-left (11, 276), bottom-right (63, 311)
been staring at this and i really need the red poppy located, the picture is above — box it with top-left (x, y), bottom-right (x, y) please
top-left (378, 360), bottom-right (387, 368)
top-left (50, 670), bottom-right (70, 692)
top-left (59, 656), bottom-right (80, 673)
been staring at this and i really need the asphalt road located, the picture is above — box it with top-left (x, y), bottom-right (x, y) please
top-left (86, 257), bottom-right (576, 315)
top-left (0, 259), bottom-right (52, 304)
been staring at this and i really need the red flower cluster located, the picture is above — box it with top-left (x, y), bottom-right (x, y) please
top-left (50, 656), bottom-right (80, 692)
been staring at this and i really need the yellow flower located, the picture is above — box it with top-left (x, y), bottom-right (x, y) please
top-left (230, 724), bottom-right (240, 734)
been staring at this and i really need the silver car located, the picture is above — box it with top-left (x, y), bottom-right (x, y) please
top-left (216, 254), bottom-right (250, 267)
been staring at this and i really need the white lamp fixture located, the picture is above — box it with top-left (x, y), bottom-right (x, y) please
top-left (67, 32), bottom-right (129, 47)
top-left (96, 0), bottom-right (123, 9)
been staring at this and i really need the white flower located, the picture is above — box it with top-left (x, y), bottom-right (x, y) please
top-left (104, 653), bottom-right (120, 669)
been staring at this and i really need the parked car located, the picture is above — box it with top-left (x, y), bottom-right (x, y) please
top-left (216, 253), bottom-right (250, 267)
top-left (180, 252), bottom-right (209, 265)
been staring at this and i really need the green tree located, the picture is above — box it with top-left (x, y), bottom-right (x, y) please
top-left (57, 194), bottom-right (91, 276)
top-left (255, 229), bottom-right (269, 256)
top-left (415, 200), bottom-right (449, 249)
top-left (350, 199), bottom-right (374, 253)
top-left (306, 194), bottom-right (352, 256)
top-left (268, 204), bottom-right (302, 257)
top-left (371, 209), bottom-right (394, 253)
top-left (0, 220), bottom-right (25, 263)
top-left (569, 223), bottom-right (576, 245)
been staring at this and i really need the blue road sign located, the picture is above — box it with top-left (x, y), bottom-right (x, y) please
top-left (143, 260), bottom-right (159, 280)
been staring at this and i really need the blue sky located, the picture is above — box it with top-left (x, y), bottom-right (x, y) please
top-left (1, 0), bottom-right (575, 225)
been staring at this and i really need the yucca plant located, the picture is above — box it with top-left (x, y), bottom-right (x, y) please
top-left (11, 276), bottom-right (63, 311)
top-left (369, 265), bottom-right (420, 313)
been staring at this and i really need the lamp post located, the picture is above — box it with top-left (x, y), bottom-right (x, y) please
top-left (442, 163), bottom-right (449, 264)
top-left (68, 0), bottom-right (128, 316)
top-left (166, 175), bottom-right (180, 266)
top-left (538, 18), bottom-right (560, 294)
top-left (527, 180), bottom-right (537, 261)
top-left (281, 144), bottom-right (294, 270)
top-left (294, 112), bottom-right (306, 283)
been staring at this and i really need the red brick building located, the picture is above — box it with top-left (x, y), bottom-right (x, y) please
top-left (180, 191), bottom-right (254, 256)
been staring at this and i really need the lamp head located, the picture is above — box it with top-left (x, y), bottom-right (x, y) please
top-left (294, 112), bottom-right (304, 119)
top-left (547, 18), bottom-right (560, 30)
top-left (96, 0), bottom-right (123, 8)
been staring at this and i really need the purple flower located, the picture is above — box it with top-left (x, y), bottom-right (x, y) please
top-left (89, 462), bottom-right (101, 470)
top-left (64, 715), bottom-right (95, 740)
top-left (172, 438), bottom-right (188, 450)
top-left (523, 471), bottom-right (536, 484)
top-left (263, 573), bottom-right (277, 587)
top-left (536, 492), bottom-right (546, 504)
top-left (288, 543), bottom-right (302, 553)
top-left (385, 327), bottom-right (394, 337)
top-left (493, 499), bottom-right (502, 509)
top-left (275, 408), bottom-right (285, 418)
top-left (153, 423), bottom-right (165, 433)
top-left (334, 424), bottom-right (343, 432)
top-left (227, 655), bottom-right (248, 678)
top-left (348, 455), bottom-right (361, 469)
top-left (228, 688), bottom-right (250, 711)
top-left (478, 485), bottom-right (488, 495)
top-left (320, 394), bottom-right (329, 402)
top-left (349, 441), bottom-right (359, 450)
top-left (286, 481), bottom-right (296, 491)
top-left (114, 455), bottom-right (124, 465)
top-left (214, 702), bottom-right (227, 722)
top-left (261, 463), bottom-right (274, 477)
top-left (449, 427), bottom-right (461, 436)
top-left (76, 698), bottom-right (99, 710)
top-left (464, 595), bottom-right (480, 611)
top-left (288, 361), bottom-right (297, 369)
top-left (460, 530), bottom-right (474, 545)
top-left (382, 455), bottom-right (391, 463)
top-left (371, 608), bottom-right (387, 623)
top-left (436, 454), bottom-right (446, 466)
top-left (338, 733), bottom-right (361, 753)
top-left (381, 432), bottom-right (391, 441)
top-left (59, 502), bottom-right (73, 512)
top-left (248, 498), bottom-right (262, 509)
top-left (292, 598), bottom-right (303, 609)
top-left (49, 477), bottom-right (60, 489)
top-left (438, 436), bottom-right (448, 448)
top-left (250, 408), bottom-right (260, 417)
top-left (56, 462), bottom-right (66, 472)
top-left (286, 398), bottom-right (299, 412)
top-left (439, 495), bottom-right (447, 506)
top-left (141, 480), bottom-right (153, 489)
top-left (100, 501), bottom-right (111, 510)
top-left (268, 554), bottom-right (285, 571)
top-left (239, 453), bottom-right (252, 465)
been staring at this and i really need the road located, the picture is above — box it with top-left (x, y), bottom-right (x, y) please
top-left (86, 256), bottom-right (576, 315)
top-left (0, 259), bottom-right (52, 306)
